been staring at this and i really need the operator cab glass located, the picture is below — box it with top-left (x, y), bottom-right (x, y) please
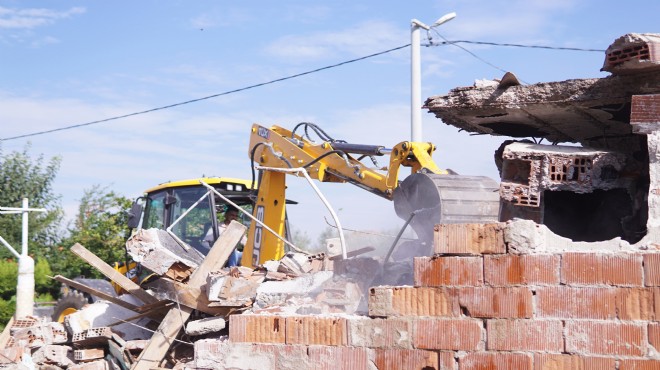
top-left (139, 178), bottom-right (255, 256)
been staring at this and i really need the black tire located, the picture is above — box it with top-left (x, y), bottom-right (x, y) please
top-left (51, 290), bottom-right (90, 323)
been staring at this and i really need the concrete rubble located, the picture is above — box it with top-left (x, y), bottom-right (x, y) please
top-left (3, 33), bottom-right (660, 369)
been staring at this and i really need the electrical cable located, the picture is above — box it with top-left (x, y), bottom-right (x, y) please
top-left (1, 40), bottom-right (604, 142)
top-left (1, 44), bottom-right (410, 142)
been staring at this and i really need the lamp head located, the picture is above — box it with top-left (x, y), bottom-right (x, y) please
top-left (431, 12), bottom-right (456, 27)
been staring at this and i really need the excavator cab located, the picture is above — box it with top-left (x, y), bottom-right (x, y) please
top-left (136, 177), bottom-right (255, 255)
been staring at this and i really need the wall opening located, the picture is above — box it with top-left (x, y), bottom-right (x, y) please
top-left (542, 189), bottom-right (646, 243)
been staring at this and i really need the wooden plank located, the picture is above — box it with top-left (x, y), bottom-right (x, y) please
top-left (70, 243), bottom-right (158, 305)
top-left (0, 316), bottom-right (14, 350)
top-left (146, 278), bottom-right (231, 316)
top-left (132, 221), bottom-right (247, 370)
top-left (106, 304), bottom-right (173, 328)
top-left (52, 275), bottom-right (141, 312)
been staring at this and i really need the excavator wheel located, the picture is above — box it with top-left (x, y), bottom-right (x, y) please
top-left (51, 290), bottom-right (91, 323)
top-left (393, 173), bottom-right (500, 245)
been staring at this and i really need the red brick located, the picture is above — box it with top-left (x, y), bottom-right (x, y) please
top-left (565, 321), bottom-right (645, 356)
top-left (631, 94), bottom-right (660, 124)
top-left (561, 253), bottom-right (643, 286)
top-left (533, 354), bottom-right (615, 370)
top-left (74, 348), bottom-right (104, 361)
top-left (654, 288), bottom-right (660, 318)
top-left (368, 286), bottom-right (459, 317)
top-left (438, 352), bottom-right (456, 370)
top-left (307, 346), bottom-right (369, 370)
top-left (285, 316), bottom-right (347, 346)
top-left (229, 314), bottom-right (285, 343)
top-left (371, 349), bottom-right (438, 370)
top-left (487, 320), bottom-right (563, 352)
top-left (485, 254), bottom-right (560, 286)
top-left (619, 359), bottom-right (660, 370)
top-left (535, 287), bottom-right (617, 319)
top-left (434, 223), bottom-right (506, 255)
top-left (643, 253), bottom-right (660, 286)
top-left (616, 288), bottom-right (655, 320)
top-left (414, 256), bottom-right (483, 287)
top-left (347, 318), bottom-right (412, 349)
top-left (649, 322), bottom-right (660, 350)
top-left (413, 318), bottom-right (482, 351)
top-left (460, 352), bottom-right (533, 370)
top-left (458, 287), bottom-right (533, 318)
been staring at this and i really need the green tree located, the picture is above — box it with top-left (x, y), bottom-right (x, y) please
top-left (0, 145), bottom-right (63, 327)
top-left (0, 144), bottom-right (63, 260)
top-left (52, 185), bottom-right (132, 279)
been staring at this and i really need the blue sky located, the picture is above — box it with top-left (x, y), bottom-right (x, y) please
top-left (1, 1), bottom-right (658, 242)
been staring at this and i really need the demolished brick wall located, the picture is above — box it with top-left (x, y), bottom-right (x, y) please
top-left (193, 223), bottom-right (660, 370)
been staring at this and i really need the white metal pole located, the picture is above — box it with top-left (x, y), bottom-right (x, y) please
top-left (411, 20), bottom-right (423, 143)
top-left (21, 198), bottom-right (28, 256)
top-left (410, 13), bottom-right (456, 144)
top-left (16, 198), bottom-right (34, 318)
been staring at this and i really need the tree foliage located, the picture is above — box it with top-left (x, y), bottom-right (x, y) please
top-left (0, 144), bottom-right (63, 259)
top-left (51, 185), bottom-right (133, 279)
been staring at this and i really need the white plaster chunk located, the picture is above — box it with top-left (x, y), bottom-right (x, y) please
top-left (254, 271), bottom-right (333, 309)
top-left (185, 317), bottom-right (226, 336)
top-left (63, 296), bottom-right (151, 340)
top-left (126, 228), bottom-right (204, 275)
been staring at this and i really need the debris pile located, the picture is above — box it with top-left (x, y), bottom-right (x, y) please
top-left (0, 222), bottom-right (392, 369)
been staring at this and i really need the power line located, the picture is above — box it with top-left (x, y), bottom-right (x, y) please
top-left (433, 39), bottom-right (605, 52)
top-left (1, 40), bottom-right (605, 142)
top-left (1, 44), bottom-right (410, 142)
top-left (430, 31), bottom-right (514, 81)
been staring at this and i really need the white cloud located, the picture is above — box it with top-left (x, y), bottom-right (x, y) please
top-left (264, 20), bottom-right (406, 61)
top-left (444, 0), bottom-right (577, 40)
top-left (0, 6), bottom-right (85, 29)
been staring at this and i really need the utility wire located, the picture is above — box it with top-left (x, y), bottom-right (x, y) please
top-left (1, 44), bottom-right (410, 142)
top-left (1, 40), bottom-right (604, 142)
top-left (437, 40), bottom-right (605, 52)
top-left (430, 30), bottom-right (513, 80)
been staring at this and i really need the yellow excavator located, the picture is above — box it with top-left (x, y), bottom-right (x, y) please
top-left (241, 122), bottom-right (500, 266)
top-left (52, 177), bottom-right (256, 322)
top-left (54, 122), bottom-right (499, 320)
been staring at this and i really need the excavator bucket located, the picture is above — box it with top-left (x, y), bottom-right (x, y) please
top-left (392, 173), bottom-right (500, 244)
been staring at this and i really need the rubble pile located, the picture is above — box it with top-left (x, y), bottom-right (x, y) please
top-left (0, 223), bottom-right (394, 369)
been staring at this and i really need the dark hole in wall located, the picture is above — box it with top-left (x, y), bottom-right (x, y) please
top-left (501, 159), bottom-right (531, 185)
top-left (543, 189), bottom-right (644, 243)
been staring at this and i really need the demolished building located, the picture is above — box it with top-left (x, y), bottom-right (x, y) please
top-left (2, 33), bottom-right (660, 370)
top-left (427, 33), bottom-right (660, 246)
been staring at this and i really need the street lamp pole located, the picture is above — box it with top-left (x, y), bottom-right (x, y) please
top-left (410, 12), bottom-right (456, 142)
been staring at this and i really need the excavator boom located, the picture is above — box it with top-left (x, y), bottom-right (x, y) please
top-left (243, 123), bottom-right (500, 266)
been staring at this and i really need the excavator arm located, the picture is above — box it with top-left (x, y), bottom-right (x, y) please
top-left (242, 123), bottom-right (499, 267)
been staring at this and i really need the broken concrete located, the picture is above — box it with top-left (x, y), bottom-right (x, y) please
top-left (126, 228), bottom-right (204, 279)
top-left (602, 33), bottom-right (660, 75)
top-left (64, 298), bottom-right (151, 340)
top-left (185, 317), bottom-right (227, 336)
top-left (497, 142), bottom-right (646, 243)
top-left (206, 274), bottom-right (261, 306)
top-left (425, 71), bottom-right (660, 147)
top-left (253, 271), bottom-right (334, 312)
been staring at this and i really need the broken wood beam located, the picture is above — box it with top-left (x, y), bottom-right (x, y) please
top-left (52, 275), bottom-right (140, 312)
top-left (132, 221), bottom-right (247, 370)
top-left (0, 317), bottom-right (14, 350)
top-left (70, 243), bottom-right (158, 305)
top-left (145, 278), bottom-right (232, 316)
